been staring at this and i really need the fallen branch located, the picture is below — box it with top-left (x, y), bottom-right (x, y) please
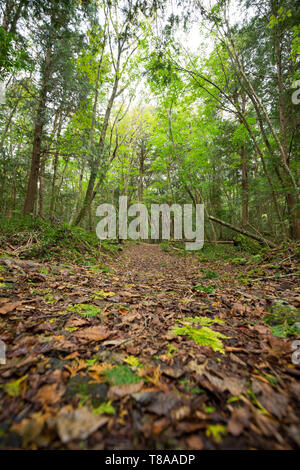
top-left (250, 273), bottom-right (300, 282)
top-left (208, 215), bottom-right (277, 248)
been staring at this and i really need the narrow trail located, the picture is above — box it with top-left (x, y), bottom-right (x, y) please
top-left (0, 243), bottom-right (299, 449)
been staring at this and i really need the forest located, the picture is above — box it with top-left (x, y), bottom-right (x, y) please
top-left (0, 0), bottom-right (299, 452)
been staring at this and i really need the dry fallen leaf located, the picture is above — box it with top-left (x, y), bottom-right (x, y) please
top-left (74, 326), bottom-right (110, 342)
top-left (228, 407), bottom-right (251, 436)
top-left (35, 383), bottom-right (65, 405)
top-left (0, 301), bottom-right (23, 315)
top-left (56, 406), bottom-right (109, 443)
top-left (107, 380), bottom-right (144, 400)
top-left (186, 434), bottom-right (204, 450)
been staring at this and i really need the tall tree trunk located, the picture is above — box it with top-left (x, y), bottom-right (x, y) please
top-left (74, 49), bottom-right (121, 226)
top-left (38, 149), bottom-right (47, 218)
top-left (241, 144), bottom-right (248, 229)
top-left (49, 112), bottom-right (63, 218)
top-left (23, 48), bottom-right (51, 215)
top-left (138, 140), bottom-right (145, 202)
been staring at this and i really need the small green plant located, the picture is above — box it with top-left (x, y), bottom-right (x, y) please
top-left (123, 355), bottom-right (143, 369)
top-left (92, 290), bottom-right (116, 299)
top-left (159, 241), bottom-right (172, 252)
top-left (233, 234), bottom-right (261, 253)
top-left (39, 267), bottom-right (49, 275)
top-left (173, 317), bottom-right (229, 354)
top-left (263, 300), bottom-right (300, 338)
top-left (2, 375), bottom-right (27, 397)
top-left (44, 293), bottom-right (56, 304)
top-left (248, 254), bottom-right (262, 264)
top-left (232, 257), bottom-right (246, 265)
top-left (104, 365), bottom-right (142, 385)
top-left (93, 401), bottom-right (115, 415)
top-left (67, 303), bottom-right (102, 318)
top-left (166, 344), bottom-right (178, 357)
top-left (193, 284), bottom-right (215, 294)
top-left (206, 424), bottom-right (227, 443)
top-left (179, 379), bottom-right (206, 394)
top-left (90, 265), bottom-right (111, 273)
top-left (269, 324), bottom-right (299, 338)
top-left (205, 406), bottom-right (216, 413)
top-left (199, 269), bottom-right (219, 279)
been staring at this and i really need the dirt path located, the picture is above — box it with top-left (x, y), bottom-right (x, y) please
top-left (0, 243), bottom-right (299, 449)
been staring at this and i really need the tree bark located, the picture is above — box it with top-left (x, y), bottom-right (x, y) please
top-left (241, 144), bottom-right (248, 229)
top-left (23, 47), bottom-right (52, 215)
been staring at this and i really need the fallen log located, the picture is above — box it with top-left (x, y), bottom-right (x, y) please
top-left (207, 215), bottom-right (277, 248)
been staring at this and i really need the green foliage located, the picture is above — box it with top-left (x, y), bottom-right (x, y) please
top-left (66, 303), bottom-right (102, 318)
top-left (197, 244), bottom-right (245, 262)
top-left (104, 365), bottom-right (142, 385)
top-left (159, 241), bottom-right (172, 252)
top-left (205, 406), bottom-right (216, 413)
top-left (232, 257), bottom-right (247, 265)
top-left (179, 316), bottom-right (224, 326)
top-left (233, 235), bottom-right (261, 254)
top-left (0, 216), bottom-right (107, 262)
top-left (1, 375), bottom-right (27, 397)
top-left (44, 294), bottom-right (56, 304)
top-left (193, 284), bottom-right (215, 294)
top-left (0, 27), bottom-right (30, 79)
top-left (264, 301), bottom-right (300, 338)
top-left (206, 424), bottom-right (227, 443)
top-left (93, 401), bottom-right (115, 415)
top-left (173, 317), bottom-right (229, 354)
top-left (199, 268), bottom-right (219, 279)
top-left (269, 324), bottom-right (299, 338)
top-left (166, 344), bottom-right (178, 357)
top-left (123, 355), bottom-right (143, 369)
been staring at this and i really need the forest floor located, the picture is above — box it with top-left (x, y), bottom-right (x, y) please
top-left (0, 242), bottom-right (300, 450)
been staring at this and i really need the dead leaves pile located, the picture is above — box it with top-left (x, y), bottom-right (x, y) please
top-left (0, 244), bottom-right (299, 450)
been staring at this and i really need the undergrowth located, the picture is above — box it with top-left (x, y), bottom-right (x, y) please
top-left (0, 216), bottom-right (121, 262)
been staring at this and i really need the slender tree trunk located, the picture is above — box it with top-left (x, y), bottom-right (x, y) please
top-left (23, 48), bottom-right (52, 215)
top-left (74, 50), bottom-right (121, 226)
top-left (138, 141), bottom-right (145, 202)
top-left (49, 113), bottom-right (63, 218)
top-left (241, 144), bottom-right (248, 229)
top-left (38, 149), bottom-right (47, 218)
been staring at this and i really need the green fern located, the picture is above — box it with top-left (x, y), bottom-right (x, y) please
top-left (173, 317), bottom-right (228, 354)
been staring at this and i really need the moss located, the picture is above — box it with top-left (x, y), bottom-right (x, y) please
top-left (104, 365), bottom-right (142, 385)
